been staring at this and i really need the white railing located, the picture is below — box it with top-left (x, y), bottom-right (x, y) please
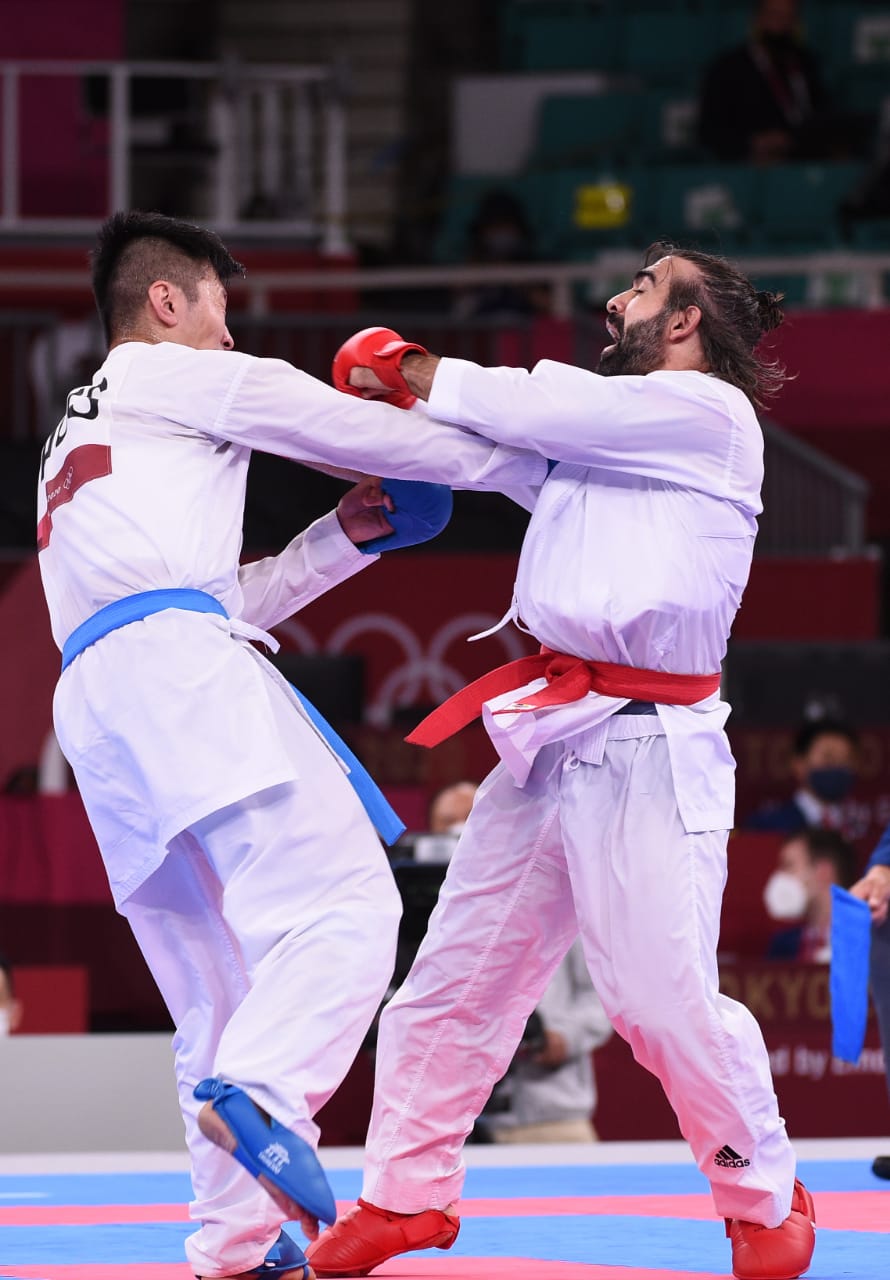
top-left (0, 59), bottom-right (349, 252)
top-left (1, 252), bottom-right (889, 317)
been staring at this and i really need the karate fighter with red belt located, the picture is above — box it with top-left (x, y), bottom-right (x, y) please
top-left (307, 245), bottom-right (816, 1280)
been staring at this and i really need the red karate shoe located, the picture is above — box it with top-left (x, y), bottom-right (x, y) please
top-left (726, 1179), bottom-right (816, 1280)
top-left (305, 1197), bottom-right (460, 1277)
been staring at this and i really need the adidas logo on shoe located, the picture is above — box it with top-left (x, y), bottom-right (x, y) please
top-left (258, 1142), bottom-right (291, 1175)
top-left (715, 1144), bottom-right (751, 1169)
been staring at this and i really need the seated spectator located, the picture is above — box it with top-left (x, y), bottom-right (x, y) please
top-left (479, 937), bottom-right (612, 1144)
top-left (764, 828), bottom-right (858, 962)
top-left (429, 780), bottom-right (477, 835)
top-left (699, 0), bottom-right (853, 164)
top-left (743, 716), bottom-right (858, 833)
top-left (0, 952), bottom-right (23, 1036)
top-left (453, 188), bottom-right (550, 320)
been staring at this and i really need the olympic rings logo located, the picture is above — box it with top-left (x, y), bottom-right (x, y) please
top-left (272, 611), bottom-right (530, 726)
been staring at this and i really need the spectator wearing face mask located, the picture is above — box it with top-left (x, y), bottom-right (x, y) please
top-left (0, 953), bottom-right (23, 1036)
top-left (453, 189), bottom-right (550, 321)
top-left (763, 828), bottom-right (859, 962)
top-left (743, 718), bottom-right (859, 834)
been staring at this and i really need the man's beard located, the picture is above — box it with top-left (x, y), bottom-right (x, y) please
top-left (597, 308), bottom-right (668, 377)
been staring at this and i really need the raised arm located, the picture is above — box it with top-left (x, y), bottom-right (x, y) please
top-left (333, 330), bottom-right (762, 507)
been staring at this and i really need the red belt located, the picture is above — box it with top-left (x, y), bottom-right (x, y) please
top-left (405, 648), bottom-right (721, 749)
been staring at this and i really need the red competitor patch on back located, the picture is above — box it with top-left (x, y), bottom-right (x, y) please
top-left (37, 443), bottom-right (112, 551)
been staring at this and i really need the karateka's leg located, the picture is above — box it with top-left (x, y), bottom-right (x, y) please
top-left (190, 762), bottom-right (401, 1145)
top-left (123, 836), bottom-right (282, 1278)
top-left (361, 746), bottom-right (579, 1214)
top-left (559, 724), bottom-right (796, 1229)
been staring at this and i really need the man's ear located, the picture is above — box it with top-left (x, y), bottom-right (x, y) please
top-left (667, 304), bottom-right (702, 344)
top-left (147, 280), bottom-right (181, 330)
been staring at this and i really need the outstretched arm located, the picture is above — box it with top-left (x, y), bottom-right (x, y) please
top-left (237, 476), bottom-right (391, 630)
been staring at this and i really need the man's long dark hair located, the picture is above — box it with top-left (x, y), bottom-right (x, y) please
top-left (91, 210), bottom-right (245, 343)
top-left (645, 242), bottom-right (788, 408)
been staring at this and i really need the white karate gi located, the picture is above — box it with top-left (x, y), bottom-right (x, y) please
top-left (362, 358), bottom-right (798, 1232)
top-left (36, 341), bottom-right (546, 1277)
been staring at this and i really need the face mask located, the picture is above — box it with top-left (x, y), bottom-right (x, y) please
top-left (0, 1008), bottom-right (10, 1037)
top-left (806, 767), bottom-right (855, 803)
top-left (763, 870), bottom-right (808, 920)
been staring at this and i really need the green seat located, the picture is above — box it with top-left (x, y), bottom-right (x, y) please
top-left (432, 175), bottom-right (550, 264)
top-left (850, 218), bottom-right (890, 250)
top-left (812, 4), bottom-right (890, 86)
top-left (618, 9), bottom-right (749, 85)
top-left (747, 271), bottom-right (808, 308)
top-left (539, 166), bottom-right (653, 256)
top-left (638, 89), bottom-right (702, 163)
top-left (501, 6), bottom-right (623, 72)
top-left (648, 164), bottom-right (758, 250)
top-left (530, 92), bottom-right (646, 170)
top-left (751, 163), bottom-right (864, 249)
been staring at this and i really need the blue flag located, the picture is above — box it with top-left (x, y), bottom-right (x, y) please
top-left (829, 885), bottom-right (873, 1063)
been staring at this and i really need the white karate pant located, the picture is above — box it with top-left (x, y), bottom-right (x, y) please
top-left (121, 714), bottom-right (402, 1277)
top-left (363, 714), bottom-right (796, 1229)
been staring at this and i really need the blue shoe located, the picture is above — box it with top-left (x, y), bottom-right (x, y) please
top-left (194, 1078), bottom-right (337, 1227)
top-left (197, 1228), bottom-right (312, 1278)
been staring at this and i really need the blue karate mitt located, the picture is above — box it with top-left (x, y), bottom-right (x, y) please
top-left (358, 478), bottom-right (453, 553)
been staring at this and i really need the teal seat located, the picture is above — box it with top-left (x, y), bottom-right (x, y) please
top-left (530, 92), bottom-right (646, 170)
top-left (502, 8), bottom-right (623, 72)
top-left (751, 163), bottom-right (864, 249)
top-left (850, 218), bottom-right (890, 250)
top-left (539, 166), bottom-right (653, 256)
top-left (811, 4), bottom-right (890, 88)
top-left (432, 175), bottom-right (550, 264)
top-left (647, 164), bottom-right (759, 250)
top-left (638, 89), bottom-right (702, 163)
top-left (618, 9), bottom-right (749, 85)
top-left (747, 271), bottom-right (808, 308)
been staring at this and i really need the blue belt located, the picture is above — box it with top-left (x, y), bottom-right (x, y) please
top-left (61, 588), bottom-right (405, 846)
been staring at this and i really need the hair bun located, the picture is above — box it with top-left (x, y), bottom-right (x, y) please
top-left (756, 289), bottom-right (785, 334)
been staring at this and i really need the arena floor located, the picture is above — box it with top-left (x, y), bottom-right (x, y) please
top-left (0, 1139), bottom-right (886, 1278)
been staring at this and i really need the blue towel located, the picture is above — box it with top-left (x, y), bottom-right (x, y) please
top-left (829, 884), bottom-right (873, 1063)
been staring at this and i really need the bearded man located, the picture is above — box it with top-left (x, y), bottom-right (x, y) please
top-left (307, 244), bottom-right (816, 1280)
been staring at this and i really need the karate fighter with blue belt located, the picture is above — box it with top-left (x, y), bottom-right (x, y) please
top-left (36, 211), bottom-right (548, 1280)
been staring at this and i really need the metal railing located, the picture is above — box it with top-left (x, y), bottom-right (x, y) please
top-left (0, 59), bottom-right (348, 250)
top-left (759, 418), bottom-right (869, 556)
top-left (1, 255), bottom-right (889, 320)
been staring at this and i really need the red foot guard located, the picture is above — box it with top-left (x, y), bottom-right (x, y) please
top-left (305, 1197), bottom-right (460, 1278)
top-left (726, 1179), bottom-right (816, 1280)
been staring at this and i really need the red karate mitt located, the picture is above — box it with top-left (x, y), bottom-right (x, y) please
top-left (332, 326), bottom-right (428, 410)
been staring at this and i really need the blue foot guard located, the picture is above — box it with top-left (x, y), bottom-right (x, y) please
top-left (197, 1228), bottom-right (312, 1278)
top-left (194, 1078), bottom-right (337, 1227)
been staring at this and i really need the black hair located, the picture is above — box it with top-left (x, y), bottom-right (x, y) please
top-left (644, 241), bottom-right (788, 408)
top-left (796, 827), bottom-right (859, 890)
top-left (91, 210), bottom-right (245, 343)
top-left (792, 717), bottom-right (858, 758)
